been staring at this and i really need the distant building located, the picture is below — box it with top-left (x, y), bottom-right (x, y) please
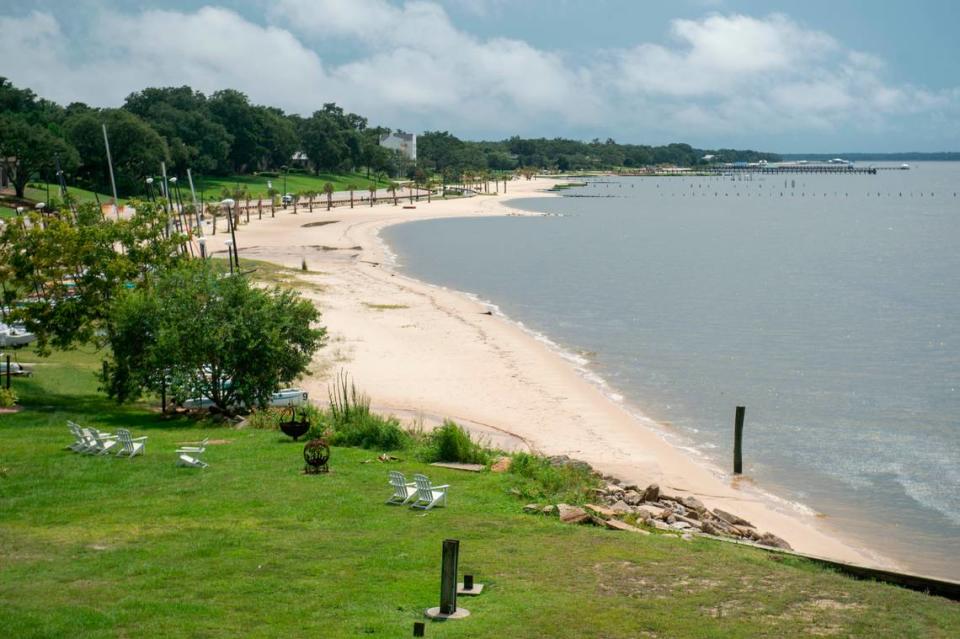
top-left (379, 132), bottom-right (417, 160)
top-left (290, 151), bottom-right (309, 167)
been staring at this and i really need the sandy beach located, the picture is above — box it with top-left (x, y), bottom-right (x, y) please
top-left (199, 178), bottom-right (891, 569)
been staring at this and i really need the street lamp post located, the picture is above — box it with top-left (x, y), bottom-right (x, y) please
top-left (221, 198), bottom-right (238, 273)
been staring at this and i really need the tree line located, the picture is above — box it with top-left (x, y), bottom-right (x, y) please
top-left (1, 77), bottom-right (779, 200)
top-left (0, 79), bottom-right (394, 199)
top-left (417, 132), bottom-right (780, 175)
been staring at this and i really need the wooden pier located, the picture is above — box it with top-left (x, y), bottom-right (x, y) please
top-left (704, 165), bottom-right (879, 175)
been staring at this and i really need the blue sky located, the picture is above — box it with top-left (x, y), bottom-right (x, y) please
top-left (3, 0), bottom-right (958, 152)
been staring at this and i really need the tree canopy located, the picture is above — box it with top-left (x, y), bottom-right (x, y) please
top-left (1, 77), bottom-right (780, 201)
top-left (103, 260), bottom-right (325, 413)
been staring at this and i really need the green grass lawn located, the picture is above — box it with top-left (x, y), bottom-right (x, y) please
top-left (24, 184), bottom-right (123, 205)
top-left (1, 348), bottom-right (958, 638)
top-left (193, 172), bottom-right (389, 199)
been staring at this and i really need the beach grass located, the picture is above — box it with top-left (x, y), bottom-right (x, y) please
top-left (1, 348), bottom-right (959, 638)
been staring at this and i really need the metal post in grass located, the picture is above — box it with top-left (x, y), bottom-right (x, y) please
top-left (734, 406), bottom-right (745, 474)
top-left (5, 354), bottom-right (10, 390)
top-left (425, 539), bottom-right (469, 620)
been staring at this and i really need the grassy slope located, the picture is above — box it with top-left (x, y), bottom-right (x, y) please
top-left (15, 172), bottom-right (388, 209)
top-left (0, 348), bottom-right (958, 638)
top-left (192, 172), bottom-right (389, 199)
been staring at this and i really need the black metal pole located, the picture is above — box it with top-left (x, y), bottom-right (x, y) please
top-left (440, 539), bottom-right (459, 615)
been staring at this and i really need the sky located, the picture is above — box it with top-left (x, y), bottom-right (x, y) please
top-left (2, 0), bottom-right (958, 152)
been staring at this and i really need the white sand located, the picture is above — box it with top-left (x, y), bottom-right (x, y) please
top-left (200, 178), bottom-right (892, 568)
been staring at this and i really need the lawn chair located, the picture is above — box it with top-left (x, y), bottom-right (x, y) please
top-left (176, 442), bottom-right (208, 468)
top-left (85, 428), bottom-right (117, 456)
top-left (115, 428), bottom-right (147, 458)
top-left (66, 421), bottom-right (90, 453)
top-left (386, 471), bottom-right (418, 505)
top-left (411, 474), bottom-right (449, 510)
top-left (177, 438), bottom-right (209, 454)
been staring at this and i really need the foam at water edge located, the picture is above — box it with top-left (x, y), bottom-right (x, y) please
top-left (377, 220), bottom-right (883, 560)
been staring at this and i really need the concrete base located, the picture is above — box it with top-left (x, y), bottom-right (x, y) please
top-left (457, 583), bottom-right (485, 596)
top-left (425, 607), bottom-right (470, 620)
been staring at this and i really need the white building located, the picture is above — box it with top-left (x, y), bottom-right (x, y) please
top-left (379, 132), bottom-right (417, 160)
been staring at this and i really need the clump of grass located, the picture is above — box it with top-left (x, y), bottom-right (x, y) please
top-left (362, 302), bottom-right (409, 311)
top-left (418, 420), bottom-right (490, 465)
top-left (506, 452), bottom-right (602, 505)
top-left (247, 407), bottom-right (283, 430)
top-left (0, 388), bottom-right (18, 408)
top-left (325, 372), bottom-right (409, 450)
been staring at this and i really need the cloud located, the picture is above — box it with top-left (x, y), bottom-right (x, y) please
top-left (0, 8), bottom-right (330, 113)
top-left (0, 3), bottom-right (956, 147)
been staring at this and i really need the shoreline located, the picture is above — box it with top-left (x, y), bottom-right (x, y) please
top-left (200, 178), bottom-right (895, 571)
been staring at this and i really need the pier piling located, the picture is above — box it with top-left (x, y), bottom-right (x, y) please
top-left (734, 406), bottom-right (745, 474)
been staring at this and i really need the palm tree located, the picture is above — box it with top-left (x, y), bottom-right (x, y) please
top-left (323, 182), bottom-right (334, 210)
top-left (347, 183), bottom-right (358, 209)
top-left (389, 183), bottom-right (398, 206)
top-left (368, 184), bottom-right (377, 206)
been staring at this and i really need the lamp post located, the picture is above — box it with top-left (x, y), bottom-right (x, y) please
top-left (198, 237), bottom-right (207, 260)
top-left (221, 198), bottom-right (238, 273)
top-left (146, 177), bottom-right (155, 202)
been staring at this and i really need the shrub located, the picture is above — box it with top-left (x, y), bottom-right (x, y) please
top-left (419, 420), bottom-right (490, 465)
top-left (0, 388), bottom-right (18, 408)
top-left (506, 452), bottom-right (601, 505)
top-left (258, 171), bottom-right (280, 178)
top-left (329, 412), bottom-right (410, 450)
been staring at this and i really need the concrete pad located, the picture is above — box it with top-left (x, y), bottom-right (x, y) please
top-left (425, 606), bottom-right (470, 620)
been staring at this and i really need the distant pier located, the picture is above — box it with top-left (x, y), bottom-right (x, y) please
top-left (703, 165), bottom-right (879, 175)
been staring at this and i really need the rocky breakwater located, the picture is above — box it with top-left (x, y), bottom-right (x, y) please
top-left (522, 456), bottom-right (792, 551)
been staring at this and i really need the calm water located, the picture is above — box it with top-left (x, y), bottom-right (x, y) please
top-left (383, 163), bottom-right (960, 578)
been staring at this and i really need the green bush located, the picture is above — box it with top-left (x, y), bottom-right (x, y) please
top-left (507, 452), bottom-right (601, 505)
top-left (0, 388), bottom-right (18, 408)
top-left (328, 412), bottom-right (410, 450)
top-left (419, 420), bottom-right (490, 465)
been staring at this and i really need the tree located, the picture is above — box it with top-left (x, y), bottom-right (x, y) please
top-left (102, 260), bottom-right (325, 413)
top-left (322, 182), bottom-right (334, 210)
top-left (368, 183), bottom-right (377, 206)
top-left (64, 109), bottom-right (168, 196)
top-left (347, 183), bottom-right (357, 209)
top-left (0, 200), bottom-right (186, 353)
top-left (0, 115), bottom-right (80, 198)
top-left (123, 86), bottom-right (232, 174)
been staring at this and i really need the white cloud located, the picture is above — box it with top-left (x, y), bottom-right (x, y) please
top-left (0, 8), bottom-right (330, 113)
top-left (0, 4), bottom-right (956, 146)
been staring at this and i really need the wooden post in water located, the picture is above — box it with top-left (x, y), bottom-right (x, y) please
top-left (440, 539), bottom-right (459, 615)
top-left (734, 406), bottom-right (745, 474)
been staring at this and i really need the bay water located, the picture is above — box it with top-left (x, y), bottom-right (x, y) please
top-left (382, 163), bottom-right (960, 578)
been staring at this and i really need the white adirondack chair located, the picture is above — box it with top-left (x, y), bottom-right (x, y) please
top-left (386, 471), bottom-right (418, 505)
top-left (66, 421), bottom-right (90, 453)
top-left (115, 429), bottom-right (147, 458)
top-left (176, 442), bottom-right (208, 468)
top-left (411, 474), bottom-right (449, 510)
top-left (176, 437), bottom-right (209, 453)
top-left (85, 428), bottom-right (117, 456)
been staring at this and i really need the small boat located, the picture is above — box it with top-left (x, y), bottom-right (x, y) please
top-left (0, 323), bottom-right (37, 348)
top-left (183, 388), bottom-right (308, 410)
